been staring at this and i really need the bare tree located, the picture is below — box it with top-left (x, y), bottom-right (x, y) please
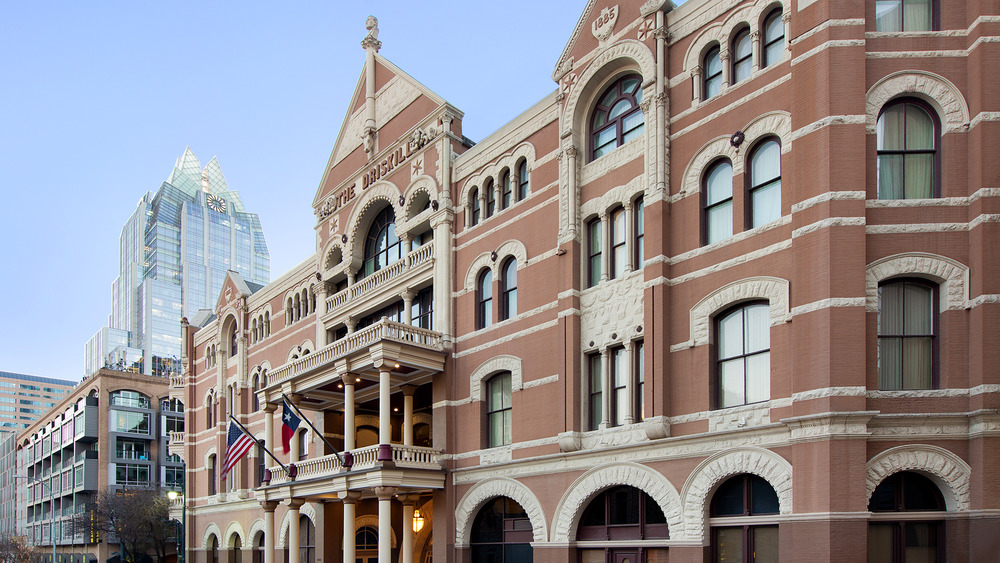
top-left (0, 534), bottom-right (36, 563)
top-left (72, 488), bottom-right (174, 563)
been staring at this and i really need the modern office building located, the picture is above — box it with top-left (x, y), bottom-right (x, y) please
top-left (15, 369), bottom-right (184, 562)
top-left (0, 371), bottom-right (74, 431)
top-left (86, 148), bottom-right (271, 378)
top-left (172, 1), bottom-right (998, 562)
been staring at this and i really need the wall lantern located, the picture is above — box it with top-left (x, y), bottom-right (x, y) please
top-left (412, 509), bottom-right (425, 533)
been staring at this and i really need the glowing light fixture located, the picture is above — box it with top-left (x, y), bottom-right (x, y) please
top-left (412, 509), bottom-right (425, 533)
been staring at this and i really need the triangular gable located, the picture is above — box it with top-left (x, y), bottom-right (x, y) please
top-left (312, 53), bottom-right (449, 207)
top-left (552, 0), bottom-right (674, 82)
top-left (215, 270), bottom-right (253, 313)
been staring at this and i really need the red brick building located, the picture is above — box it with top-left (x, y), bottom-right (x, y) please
top-left (172, 0), bottom-right (1000, 561)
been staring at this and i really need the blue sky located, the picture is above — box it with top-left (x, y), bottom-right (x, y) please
top-left (0, 1), bottom-right (683, 382)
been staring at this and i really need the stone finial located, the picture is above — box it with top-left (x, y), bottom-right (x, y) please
top-left (362, 15), bottom-right (381, 51)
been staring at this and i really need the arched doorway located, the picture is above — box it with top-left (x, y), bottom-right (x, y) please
top-left (470, 497), bottom-right (532, 562)
top-left (576, 486), bottom-right (668, 562)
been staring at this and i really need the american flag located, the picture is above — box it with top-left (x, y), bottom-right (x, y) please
top-left (221, 421), bottom-right (255, 481)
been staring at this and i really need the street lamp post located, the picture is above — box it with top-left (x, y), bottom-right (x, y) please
top-left (16, 475), bottom-right (56, 563)
top-left (167, 484), bottom-right (185, 563)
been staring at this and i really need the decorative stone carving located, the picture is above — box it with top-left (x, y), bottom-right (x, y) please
top-left (637, 17), bottom-right (656, 41)
top-left (592, 5), bottom-right (619, 43)
top-left (579, 423), bottom-right (649, 450)
top-left (865, 252), bottom-right (969, 312)
top-left (866, 445), bottom-right (971, 511)
top-left (361, 15), bottom-right (381, 51)
top-left (550, 462), bottom-right (684, 542)
top-left (643, 415), bottom-right (670, 440)
top-left (454, 477), bottom-right (548, 546)
top-left (558, 430), bottom-right (582, 452)
top-left (708, 403), bottom-right (770, 432)
top-left (681, 277), bottom-right (790, 349)
top-left (866, 71), bottom-right (970, 133)
top-left (469, 355), bottom-right (523, 403)
top-left (580, 271), bottom-right (644, 348)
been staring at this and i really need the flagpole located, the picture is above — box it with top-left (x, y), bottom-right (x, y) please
top-left (228, 414), bottom-right (289, 473)
top-left (281, 394), bottom-right (344, 464)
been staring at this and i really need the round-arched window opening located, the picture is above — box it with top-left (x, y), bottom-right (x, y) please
top-left (362, 206), bottom-right (403, 278)
top-left (868, 471), bottom-right (946, 562)
top-left (590, 75), bottom-right (645, 161)
top-left (470, 497), bottom-right (533, 562)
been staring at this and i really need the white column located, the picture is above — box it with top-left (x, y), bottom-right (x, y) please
top-left (751, 30), bottom-right (761, 72)
top-left (262, 501), bottom-right (277, 563)
top-left (342, 375), bottom-right (356, 451)
top-left (691, 66), bottom-right (703, 105)
top-left (339, 492), bottom-right (359, 563)
top-left (401, 385), bottom-right (416, 446)
top-left (599, 212), bottom-right (610, 282)
top-left (263, 404), bottom-right (275, 459)
top-left (287, 500), bottom-right (303, 563)
top-left (399, 495), bottom-right (419, 563)
top-left (402, 291), bottom-right (414, 325)
top-left (624, 200), bottom-right (635, 273)
top-left (375, 487), bottom-right (396, 563)
top-left (565, 146), bottom-right (579, 239)
top-left (431, 216), bottom-right (453, 342)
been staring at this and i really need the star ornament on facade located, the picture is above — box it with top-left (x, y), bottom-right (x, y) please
top-left (562, 73), bottom-right (577, 96)
top-left (638, 17), bottom-right (656, 41)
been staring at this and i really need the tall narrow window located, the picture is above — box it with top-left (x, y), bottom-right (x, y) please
top-left (878, 279), bottom-right (936, 390)
top-left (411, 286), bottom-right (433, 330)
top-left (299, 516), bottom-right (315, 563)
top-left (732, 28), bottom-right (752, 83)
top-left (297, 430), bottom-right (307, 461)
top-left (362, 206), bottom-right (402, 277)
top-left (635, 340), bottom-right (645, 422)
top-left (500, 170), bottom-right (512, 209)
top-left (716, 302), bottom-right (770, 408)
top-left (588, 353), bottom-right (602, 431)
top-left (500, 258), bottom-right (517, 321)
top-left (517, 159), bottom-right (529, 201)
top-left (486, 372), bottom-right (512, 448)
top-left (610, 207), bottom-right (626, 279)
top-left (485, 179), bottom-right (496, 218)
top-left (590, 75), bottom-right (644, 160)
top-left (208, 455), bottom-right (216, 496)
top-left (477, 269), bottom-right (493, 330)
top-left (610, 347), bottom-right (627, 426)
top-left (470, 188), bottom-right (481, 226)
top-left (704, 45), bottom-right (723, 99)
top-left (876, 0), bottom-right (935, 32)
top-left (763, 9), bottom-right (785, 67)
top-left (748, 139), bottom-right (782, 228)
top-left (704, 160), bottom-right (734, 245)
top-left (877, 100), bottom-right (938, 199)
top-left (634, 197), bottom-right (644, 269)
top-left (868, 471), bottom-right (945, 562)
top-left (711, 474), bottom-right (780, 563)
top-left (587, 218), bottom-right (602, 288)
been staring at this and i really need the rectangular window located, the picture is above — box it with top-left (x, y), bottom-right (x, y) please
top-left (611, 347), bottom-right (627, 426)
top-left (113, 411), bottom-right (151, 434)
top-left (635, 340), bottom-right (645, 422)
top-left (610, 209), bottom-right (626, 279)
top-left (587, 219), bottom-right (602, 288)
top-left (634, 198), bottom-right (644, 268)
top-left (588, 353), bottom-right (603, 431)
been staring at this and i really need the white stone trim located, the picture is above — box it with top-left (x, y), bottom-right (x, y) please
top-left (680, 447), bottom-right (793, 543)
top-left (469, 355), bottom-right (523, 403)
top-left (223, 521), bottom-right (246, 549)
top-left (866, 445), bottom-right (971, 512)
top-left (454, 477), bottom-right (548, 546)
top-left (549, 462), bottom-right (683, 542)
top-left (201, 522), bottom-right (222, 550)
top-left (277, 503), bottom-right (316, 548)
top-left (679, 136), bottom-right (733, 199)
top-left (679, 277), bottom-right (790, 349)
top-left (865, 252), bottom-right (969, 312)
top-left (246, 518), bottom-right (265, 544)
top-left (344, 181), bottom-right (405, 270)
top-left (790, 297), bottom-right (866, 317)
top-left (866, 71), bottom-right (970, 134)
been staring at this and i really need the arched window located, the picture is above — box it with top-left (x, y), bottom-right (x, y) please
top-left (297, 430), bottom-right (308, 461)
top-left (577, 486), bottom-right (669, 557)
top-left (230, 323), bottom-right (239, 356)
top-left (876, 0), bottom-right (936, 32)
top-left (868, 471), bottom-right (945, 561)
top-left (500, 258), bottom-right (517, 321)
top-left (233, 535), bottom-right (242, 563)
top-left (587, 217), bottom-right (602, 288)
top-left (517, 159), bottom-right (529, 201)
top-left (591, 74), bottom-right (645, 160)
top-left (609, 207), bottom-right (626, 279)
top-left (732, 28), bottom-right (752, 83)
top-left (878, 279), bottom-right (937, 390)
top-left (634, 196), bottom-right (644, 268)
top-left (252, 532), bottom-right (264, 563)
top-left (470, 497), bottom-right (533, 562)
top-left (209, 535), bottom-right (219, 563)
top-left (500, 170), bottom-right (512, 210)
top-left (486, 372), bottom-right (512, 448)
top-left (206, 396), bottom-right (215, 428)
top-left (485, 178), bottom-right (496, 218)
top-left (710, 474), bottom-right (779, 563)
top-left (748, 138), bottom-right (782, 228)
top-left (470, 187), bottom-right (481, 226)
top-left (208, 455), bottom-right (217, 496)
top-left (877, 100), bottom-right (938, 199)
top-left (476, 269), bottom-right (493, 330)
top-left (251, 374), bottom-right (260, 412)
top-left (264, 312), bottom-right (270, 336)
top-left (703, 159), bottom-right (734, 245)
top-left (251, 319), bottom-right (258, 344)
top-left (294, 293), bottom-right (301, 321)
top-left (704, 45), bottom-right (723, 99)
top-left (362, 206), bottom-right (403, 278)
top-left (716, 302), bottom-right (770, 408)
top-left (762, 9), bottom-right (785, 67)
top-left (299, 515), bottom-right (315, 563)
top-left (356, 526), bottom-right (378, 556)
top-left (285, 298), bottom-right (293, 325)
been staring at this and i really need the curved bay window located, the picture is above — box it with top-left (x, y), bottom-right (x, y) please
top-left (477, 269), bottom-right (493, 330)
top-left (577, 486), bottom-right (668, 563)
top-left (748, 138), bottom-right (782, 228)
top-left (362, 206), bottom-right (403, 277)
top-left (868, 471), bottom-right (945, 562)
top-left (877, 100), bottom-right (939, 199)
top-left (732, 28), bottom-right (752, 83)
top-left (716, 302), bottom-right (770, 408)
top-left (878, 279), bottom-right (937, 390)
top-left (500, 258), bottom-right (517, 321)
top-left (763, 9), bottom-right (785, 67)
top-left (591, 75), bottom-right (644, 160)
top-left (710, 474), bottom-right (779, 563)
top-left (704, 45), bottom-right (723, 99)
top-left (470, 497), bottom-right (533, 562)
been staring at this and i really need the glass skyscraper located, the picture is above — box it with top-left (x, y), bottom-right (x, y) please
top-left (86, 148), bottom-right (270, 377)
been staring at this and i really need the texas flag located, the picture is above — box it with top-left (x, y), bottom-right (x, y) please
top-left (281, 400), bottom-right (301, 454)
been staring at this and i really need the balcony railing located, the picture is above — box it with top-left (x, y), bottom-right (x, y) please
top-left (266, 319), bottom-right (444, 388)
top-left (267, 443), bottom-right (442, 486)
top-left (325, 242), bottom-right (434, 313)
